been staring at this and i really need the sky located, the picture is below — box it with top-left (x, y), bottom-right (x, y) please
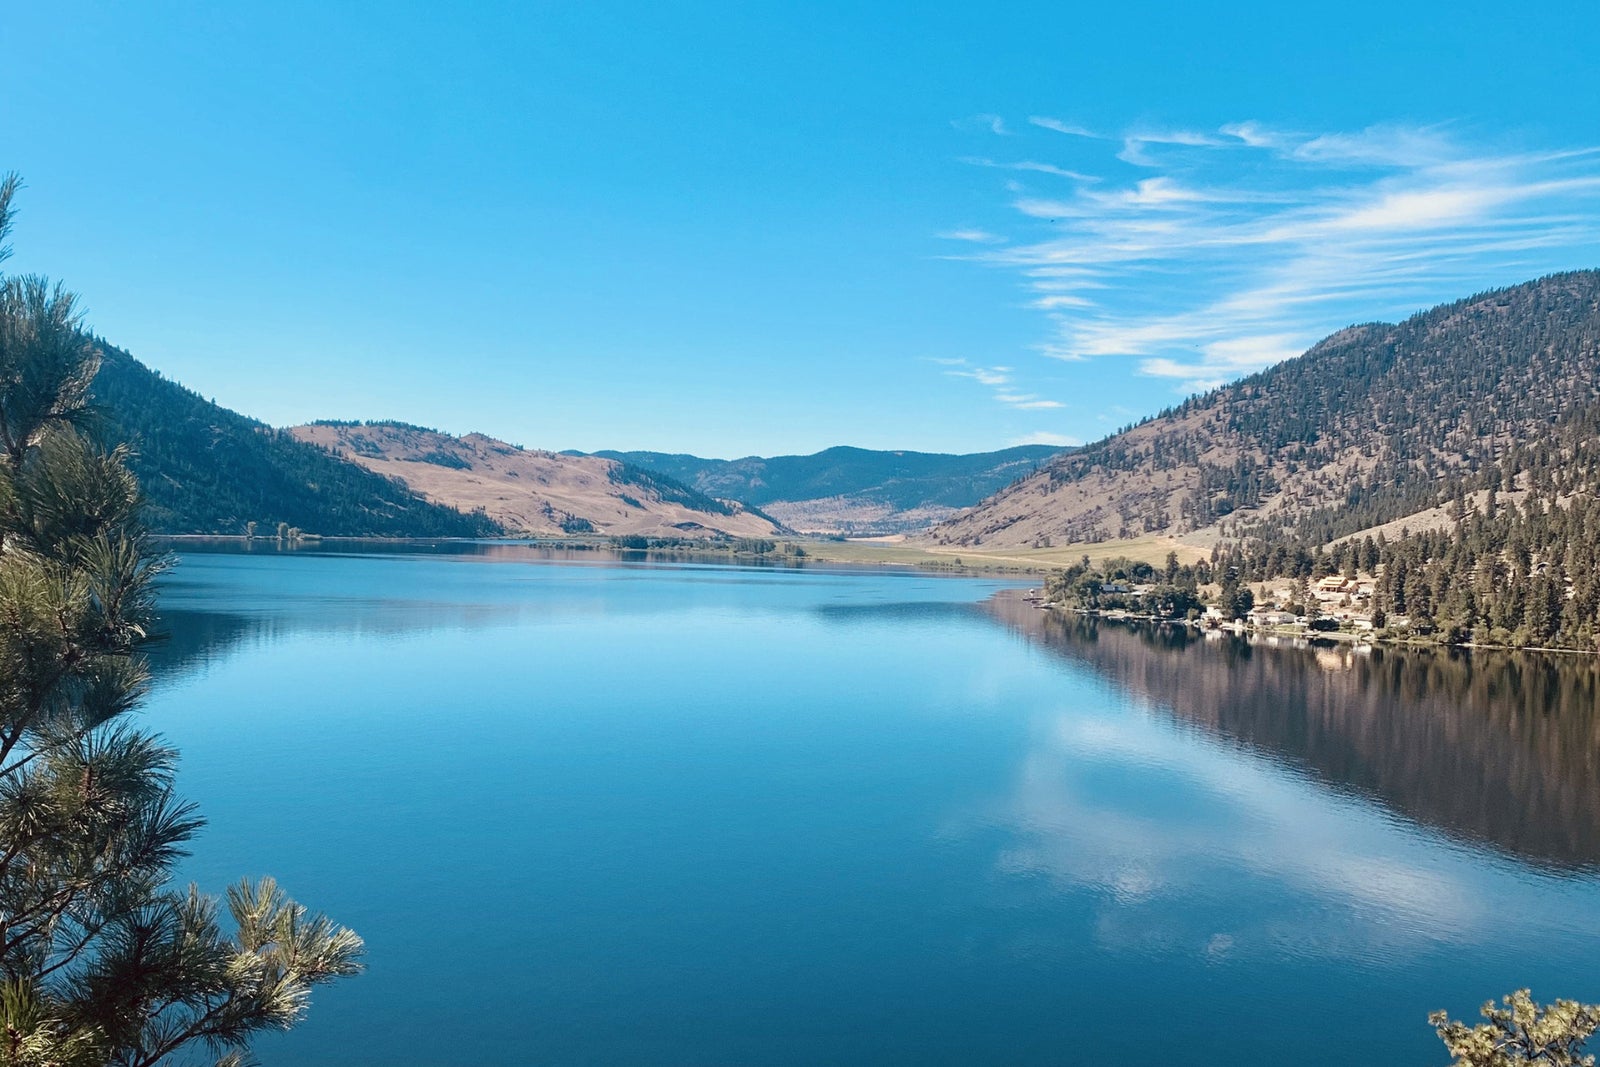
top-left (4, 1), bottom-right (1600, 458)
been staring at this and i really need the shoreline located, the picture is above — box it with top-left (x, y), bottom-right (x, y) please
top-left (1037, 600), bottom-right (1599, 658)
top-left (151, 529), bottom-right (1207, 576)
top-left (150, 533), bottom-right (1060, 577)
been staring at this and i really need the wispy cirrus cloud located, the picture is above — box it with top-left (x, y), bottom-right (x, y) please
top-left (953, 113), bottom-right (1011, 136)
top-left (1011, 431), bottom-right (1082, 447)
top-left (947, 120), bottom-right (1600, 393)
top-left (936, 227), bottom-right (1007, 245)
top-left (960, 156), bottom-right (1098, 181)
top-left (1116, 128), bottom-right (1229, 167)
top-left (935, 358), bottom-right (1066, 413)
top-left (1029, 116), bottom-right (1100, 139)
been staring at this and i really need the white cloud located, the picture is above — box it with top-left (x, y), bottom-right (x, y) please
top-left (937, 228), bottom-right (1007, 244)
top-left (1326, 186), bottom-right (1512, 231)
top-left (954, 113), bottom-right (1011, 136)
top-left (946, 119), bottom-right (1600, 394)
top-left (1029, 116), bottom-right (1100, 139)
top-left (996, 391), bottom-right (1065, 409)
top-left (1117, 129), bottom-right (1227, 167)
top-left (945, 366), bottom-right (1011, 387)
top-left (942, 360), bottom-right (1066, 412)
top-left (960, 156), bottom-right (1097, 181)
top-left (1011, 197), bottom-right (1077, 220)
top-left (1011, 431), bottom-right (1082, 447)
top-left (1290, 124), bottom-right (1456, 167)
top-left (1220, 121), bottom-right (1280, 148)
top-left (1031, 294), bottom-right (1094, 309)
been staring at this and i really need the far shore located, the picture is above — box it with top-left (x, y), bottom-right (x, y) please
top-left (155, 531), bottom-right (1202, 577)
top-left (153, 534), bottom-right (1599, 657)
top-left (1033, 599), bottom-right (1600, 658)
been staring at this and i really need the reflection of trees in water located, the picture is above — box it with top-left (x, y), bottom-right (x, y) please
top-left (143, 599), bottom-right (531, 686)
top-left (810, 601), bottom-right (985, 625)
top-left (987, 595), bottom-right (1600, 872)
top-left (144, 609), bottom-right (263, 682)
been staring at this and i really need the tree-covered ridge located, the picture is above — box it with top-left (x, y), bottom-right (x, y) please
top-left (1209, 286), bottom-right (1600, 650)
top-left (936, 271), bottom-right (1600, 547)
top-left (605, 461), bottom-right (739, 517)
top-left (90, 349), bottom-right (501, 537)
top-left (1209, 428), bottom-right (1600, 650)
top-left (592, 443), bottom-right (1062, 510)
top-left (942, 270), bottom-right (1600, 650)
top-left (586, 443), bottom-right (1064, 535)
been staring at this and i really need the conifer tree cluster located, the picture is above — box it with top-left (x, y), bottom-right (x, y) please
top-left (0, 174), bottom-right (360, 1065)
top-left (1209, 445), bottom-right (1600, 650)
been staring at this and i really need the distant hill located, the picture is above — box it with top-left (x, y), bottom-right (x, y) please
top-left (937, 271), bottom-right (1600, 649)
top-left (291, 422), bottom-right (784, 539)
top-left (582, 444), bottom-right (1064, 535)
top-left (934, 271), bottom-right (1600, 550)
top-left (90, 346), bottom-right (500, 537)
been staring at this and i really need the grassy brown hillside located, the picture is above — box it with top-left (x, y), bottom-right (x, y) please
top-left (290, 422), bottom-right (782, 539)
top-left (932, 272), bottom-right (1600, 550)
top-left (91, 347), bottom-right (502, 537)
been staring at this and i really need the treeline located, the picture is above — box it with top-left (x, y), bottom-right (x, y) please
top-left (91, 346), bottom-right (502, 537)
top-left (1051, 405), bottom-right (1600, 651)
top-left (1216, 489), bottom-right (1600, 651)
top-left (311, 418), bottom-right (444, 434)
top-left (595, 444), bottom-right (1064, 517)
top-left (606, 462), bottom-right (738, 517)
top-left (1210, 400), bottom-right (1600, 649)
top-left (1045, 553), bottom-right (1211, 620)
top-left (612, 534), bottom-right (806, 557)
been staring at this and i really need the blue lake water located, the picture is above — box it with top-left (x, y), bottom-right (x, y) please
top-left (143, 544), bottom-right (1600, 1065)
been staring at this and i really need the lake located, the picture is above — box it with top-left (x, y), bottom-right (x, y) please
top-left (143, 543), bottom-right (1600, 1066)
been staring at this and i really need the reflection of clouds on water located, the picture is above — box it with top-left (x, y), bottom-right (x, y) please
top-left (977, 698), bottom-right (1600, 968)
top-left (984, 598), bottom-right (1600, 873)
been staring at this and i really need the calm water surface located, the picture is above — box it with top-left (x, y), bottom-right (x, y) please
top-left (144, 544), bottom-right (1600, 1066)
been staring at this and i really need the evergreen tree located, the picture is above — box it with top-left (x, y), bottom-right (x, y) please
top-left (0, 174), bottom-right (361, 1065)
top-left (1433, 989), bottom-right (1600, 1066)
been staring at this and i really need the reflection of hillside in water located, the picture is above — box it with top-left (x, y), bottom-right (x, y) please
top-left (987, 595), bottom-right (1600, 872)
top-left (143, 599), bottom-right (535, 686)
top-left (143, 542), bottom-right (865, 687)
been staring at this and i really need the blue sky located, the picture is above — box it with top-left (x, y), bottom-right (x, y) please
top-left (4, 1), bottom-right (1600, 457)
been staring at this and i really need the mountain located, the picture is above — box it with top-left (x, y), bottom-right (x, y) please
top-left (90, 346), bottom-right (500, 537)
top-left (290, 422), bottom-right (784, 539)
top-left (934, 271), bottom-right (1600, 551)
top-left (582, 444), bottom-right (1064, 535)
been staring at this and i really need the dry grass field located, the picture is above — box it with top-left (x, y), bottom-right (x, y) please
top-left (798, 533), bottom-right (1207, 573)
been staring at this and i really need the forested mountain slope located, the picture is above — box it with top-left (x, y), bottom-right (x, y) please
top-left (91, 346), bottom-right (501, 537)
top-left (292, 422), bottom-right (783, 539)
top-left (585, 444), bottom-right (1062, 535)
top-left (934, 272), bottom-right (1600, 549)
